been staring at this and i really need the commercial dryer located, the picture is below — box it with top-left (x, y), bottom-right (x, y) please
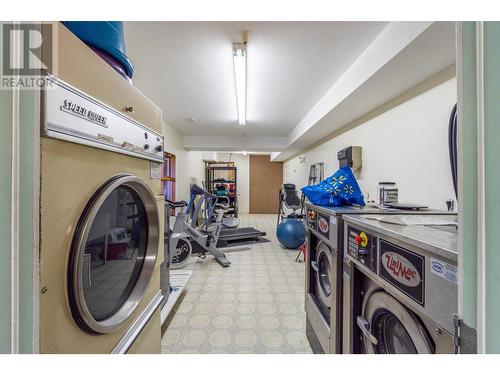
top-left (39, 77), bottom-right (165, 353)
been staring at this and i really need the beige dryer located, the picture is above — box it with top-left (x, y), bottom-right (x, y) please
top-left (39, 77), bottom-right (165, 353)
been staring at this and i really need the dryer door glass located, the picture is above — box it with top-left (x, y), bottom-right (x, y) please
top-left (69, 175), bottom-right (159, 334)
top-left (83, 185), bottom-right (148, 321)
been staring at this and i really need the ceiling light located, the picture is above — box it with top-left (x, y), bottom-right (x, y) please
top-left (233, 32), bottom-right (248, 126)
top-left (243, 151), bottom-right (247, 156)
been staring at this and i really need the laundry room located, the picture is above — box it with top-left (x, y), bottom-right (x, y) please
top-left (2, 1), bottom-right (500, 373)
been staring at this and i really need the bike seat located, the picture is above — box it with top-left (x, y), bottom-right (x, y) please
top-left (166, 199), bottom-right (188, 208)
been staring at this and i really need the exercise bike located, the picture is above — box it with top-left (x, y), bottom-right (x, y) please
top-left (167, 184), bottom-right (233, 269)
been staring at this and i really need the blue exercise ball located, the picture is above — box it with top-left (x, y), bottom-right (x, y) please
top-left (276, 219), bottom-right (305, 249)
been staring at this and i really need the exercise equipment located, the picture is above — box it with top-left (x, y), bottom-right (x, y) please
top-left (276, 218), bottom-right (306, 249)
top-left (206, 164), bottom-right (238, 217)
top-left (308, 163), bottom-right (324, 185)
top-left (167, 184), bottom-right (234, 268)
top-left (277, 183), bottom-right (305, 225)
top-left (164, 199), bottom-right (191, 269)
top-left (202, 194), bottom-right (266, 247)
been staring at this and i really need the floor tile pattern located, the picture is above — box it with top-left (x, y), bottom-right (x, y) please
top-left (161, 214), bottom-right (311, 354)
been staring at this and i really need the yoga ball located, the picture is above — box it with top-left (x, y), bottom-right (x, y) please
top-left (276, 219), bottom-right (305, 249)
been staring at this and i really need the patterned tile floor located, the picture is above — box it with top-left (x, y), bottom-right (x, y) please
top-left (161, 214), bottom-right (312, 354)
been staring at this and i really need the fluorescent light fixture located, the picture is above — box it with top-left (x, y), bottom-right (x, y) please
top-left (233, 33), bottom-right (248, 126)
top-left (243, 151), bottom-right (247, 156)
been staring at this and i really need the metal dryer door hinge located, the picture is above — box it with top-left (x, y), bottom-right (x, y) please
top-left (453, 314), bottom-right (477, 354)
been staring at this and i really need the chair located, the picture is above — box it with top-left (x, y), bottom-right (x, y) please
top-left (277, 183), bottom-right (305, 225)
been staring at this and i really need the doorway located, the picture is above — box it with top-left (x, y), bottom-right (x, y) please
top-left (249, 155), bottom-right (283, 214)
top-left (161, 152), bottom-right (176, 214)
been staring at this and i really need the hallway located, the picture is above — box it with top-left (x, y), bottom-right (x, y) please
top-left (161, 214), bottom-right (312, 354)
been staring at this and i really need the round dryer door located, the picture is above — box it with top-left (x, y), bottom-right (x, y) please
top-left (68, 174), bottom-right (159, 334)
top-left (362, 291), bottom-right (433, 354)
top-left (313, 241), bottom-right (332, 308)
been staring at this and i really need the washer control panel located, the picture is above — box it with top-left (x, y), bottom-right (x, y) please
top-left (306, 209), bottom-right (332, 243)
top-left (306, 209), bottom-right (317, 230)
top-left (346, 225), bottom-right (377, 273)
top-left (316, 213), bottom-right (330, 239)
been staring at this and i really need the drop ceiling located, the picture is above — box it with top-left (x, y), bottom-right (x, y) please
top-left (124, 22), bottom-right (456, 158)
top-left (124, 22), bottom-right (388, 137)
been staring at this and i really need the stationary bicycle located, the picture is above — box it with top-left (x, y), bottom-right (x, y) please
top-left (166, 184), bottom-right (232, 269)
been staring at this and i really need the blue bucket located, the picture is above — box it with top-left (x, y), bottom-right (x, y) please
top-left (62, 21), bottom-right (134, 79)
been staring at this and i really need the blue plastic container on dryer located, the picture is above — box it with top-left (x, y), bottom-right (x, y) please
top-left (62, 21), bottom-right (134, 79)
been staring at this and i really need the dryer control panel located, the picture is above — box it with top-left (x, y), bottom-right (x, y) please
top-left (43, 76), bottom-right (164, 163)
top-left (346, 225), bottom-right (377, 273)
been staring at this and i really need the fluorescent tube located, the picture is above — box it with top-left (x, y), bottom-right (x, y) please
top-left (233, 46), bottom-right (246, 125)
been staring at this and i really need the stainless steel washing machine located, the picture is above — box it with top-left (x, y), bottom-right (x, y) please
top-left (305, 211), bottom-right (334, 353)
top-left (304, 203), bottom-right (456, 354)
top-left (342, 214), bottom-right (474, 354)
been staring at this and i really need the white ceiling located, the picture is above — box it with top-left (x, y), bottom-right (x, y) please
top-left (124, 22), bottom-right (388, 138)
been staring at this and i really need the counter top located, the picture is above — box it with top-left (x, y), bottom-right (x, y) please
top-left (306, 202), bottom-right (452, 217)
top-left (343, 214), bottom-right (458, 262)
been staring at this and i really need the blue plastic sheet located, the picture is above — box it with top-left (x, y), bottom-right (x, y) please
top-left (301, 166), bottom-right (365, 207)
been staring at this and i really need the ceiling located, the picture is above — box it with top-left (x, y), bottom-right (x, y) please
top-left (124, 22), bottom-right (388, 138)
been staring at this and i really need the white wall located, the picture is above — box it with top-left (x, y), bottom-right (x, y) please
top-left (284, 78), bottom-right (457, 211)
top-left (161, 125), bottom-right (250, 211)
top-left (162, 121), bottom-right (204, 202)
top-left (216, 153), bottom-right (250, 214)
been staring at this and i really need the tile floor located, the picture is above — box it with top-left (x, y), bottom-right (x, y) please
top-left (161, 214), bottom-right (312, 354)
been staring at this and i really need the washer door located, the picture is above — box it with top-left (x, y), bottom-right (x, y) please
top-left (314, 241), bottom-right (332, 308)
top-left (68, 174), bottom-right (159, 334)
top-left (361, 291), bottom-right (433, 354)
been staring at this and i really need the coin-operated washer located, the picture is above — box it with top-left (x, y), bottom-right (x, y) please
top-left (304, 201), bottom-right (458, 354)
top-left (342, 214), bottom-right (476, 354)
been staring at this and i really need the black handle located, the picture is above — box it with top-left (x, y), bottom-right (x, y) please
top-left (166, 199), bottom-right (187, 208)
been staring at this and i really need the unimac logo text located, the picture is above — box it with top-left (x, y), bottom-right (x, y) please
top-left (382, 252), bottom-right (421, 287)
